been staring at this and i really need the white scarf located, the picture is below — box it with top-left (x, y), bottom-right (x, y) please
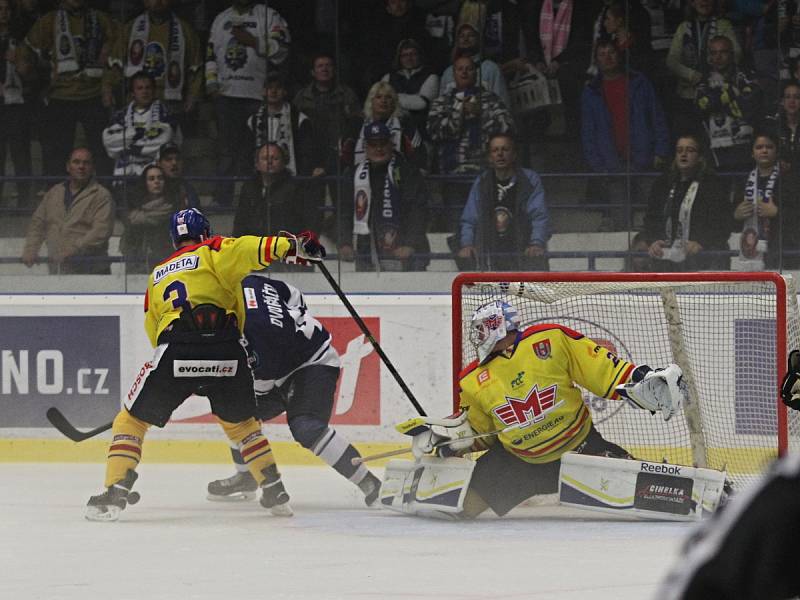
top-left (739, 166), bottom-right (778, 263)
top-left (126, 13), bottom-right (185, 100)
top-left (664, 180), bottom-right (699, 261)
top-left (352, 156), bottom-right (399, 237)
top-left (2, 38), bottom-right (22, 104)
top-left (55, 9), bottom-right (102, 77)
top-left (264, 103), bottom-right (297, 175)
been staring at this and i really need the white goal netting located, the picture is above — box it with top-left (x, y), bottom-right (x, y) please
top-left (452, 273), bottom-right (800, 489)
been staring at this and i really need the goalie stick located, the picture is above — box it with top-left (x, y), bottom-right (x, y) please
top-left (46, 407), bottom-right (112, 442)
top-left (318, 261), bottom-right (427, 416)
top-left (351, 423), bottom-right (522, 465)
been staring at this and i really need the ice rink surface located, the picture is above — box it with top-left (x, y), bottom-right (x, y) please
top-left (0, 463), bottom-right (695, 600)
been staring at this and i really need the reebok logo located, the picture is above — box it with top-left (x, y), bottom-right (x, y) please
top-left (640, 462), bottom-right (682, 475)
top-left (173, 360), bottom-right (238, 377)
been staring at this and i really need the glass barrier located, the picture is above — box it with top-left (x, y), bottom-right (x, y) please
top-left (0, 1), bottom-right (796, 292)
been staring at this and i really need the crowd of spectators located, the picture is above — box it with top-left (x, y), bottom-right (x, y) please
top-left (3, 0), bottom-right (800, 273)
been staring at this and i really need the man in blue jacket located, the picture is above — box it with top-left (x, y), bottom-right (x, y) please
top-left (457, 133), bottom-right (550, 271)
top-left (581, 40), bottom-right (669, 229)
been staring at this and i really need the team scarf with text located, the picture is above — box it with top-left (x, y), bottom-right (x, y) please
top-left (55, 9), bottom-right (102, 77)
top-left (352, 156), bottom-right (400, 237)
top-left (744, 165), bottom-right (779, 240)
top-left (682, 17), bottom-right (718, 71)
top-left (664, 180), bottom-right (700, 247)
top-left (126, 13), bottom-right (185, 100)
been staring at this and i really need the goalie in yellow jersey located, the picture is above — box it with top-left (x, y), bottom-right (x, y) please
top-left (395, 300), bottom-right (688, 519)
top-left (85, 208), bottom-right (326, 522)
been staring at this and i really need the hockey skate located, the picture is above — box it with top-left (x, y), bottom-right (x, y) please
top-left (358, 472), bottom-right (382, 507)
top-left (85, 470), bottom-right (140, 522)
top-left (259, 465), bottom-right (293, 516)
top-left (206, 471), bottom-right (258, 502)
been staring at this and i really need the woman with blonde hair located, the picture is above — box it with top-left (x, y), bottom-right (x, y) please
top-left (352, 80), bottom-right (427, 170)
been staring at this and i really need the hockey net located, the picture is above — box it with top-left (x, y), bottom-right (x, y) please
top-left (452, 272), bottom-right (800, 489)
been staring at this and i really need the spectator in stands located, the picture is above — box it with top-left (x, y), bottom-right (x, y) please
top-left (104, 0), bottom-right (202, 129)
top-left (439, 21), bottom-right (509, 106)
top-left (601, 1), bottom-right (655, 74)
top-left (733, 130), bottom-right (800, 270)
top-left (457, 133), bottom-right (549, 272)
top-left (233, 142), bottom-right (320, 239)
top-left (381, 38), bottom-right (439, 141)
top-left (666, 0), bottom-right (740, 136)
top-left (357, 0), bottom-right (428, 95)
top-left (246, 72), bottom-right (316, 177)
top-left (119, 164), bottom-right (182, 273)
top-left (353, 81), bottom-right (427, 171)
top-left (428, 53), bottom-right (514, 175)
top-left (581, 40), bottom-right (669, 228)
top-left (157, 142), bottom-right (199, 209)
top-left (292, 52), bottom-right (362, 176)
top-left (780, 1), bottom-right (800, 72)
top-left (206, 0), bottom-right (290, 206)
top-left (0, 0), bottom-right (35, 208)
top-left (102, 71), bottom-right (178, 180)
top-left (337, 121), bottom-right (431, 272)
top-left (21, 147), bottom-right (115, 274)
top-left (768, 81), bottom-right (800, 175)
top-left (418, 0), bottom-right (458, 73)
top-left (526, 0), bottom-right (605, 138)
top-left (697, 35), bottom-right (763, 171)
top-left (23, 0), bottom-right (116, 176)
top-left (642, 133), bottom-right (731, 271)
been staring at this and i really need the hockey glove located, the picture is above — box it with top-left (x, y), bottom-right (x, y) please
top-left (616, 363), bottom-right (687, 422)
top-left (396, 412), bottom-right (475, 459)
top-left (781, 350), bottom-right (800, 411)
top-left (282, 230), bottom-right (326, 265)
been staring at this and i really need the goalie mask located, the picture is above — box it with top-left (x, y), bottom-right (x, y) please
top-left (170, 208), bottom-right (211, 248)
top-left (470, 301), bottom-right (520, 363)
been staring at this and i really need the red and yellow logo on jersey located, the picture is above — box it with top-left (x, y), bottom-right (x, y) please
top-left (493, 383), bottom-right (561, 426)
top-left (533, 339), bottom-right (551, 359)
top-left (478, 370), bottom-right (490, 384)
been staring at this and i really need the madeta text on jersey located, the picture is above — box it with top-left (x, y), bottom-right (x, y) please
top-left (153, 255), bottom-right (200, 283)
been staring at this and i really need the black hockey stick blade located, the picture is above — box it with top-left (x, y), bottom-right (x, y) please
top-left (46, 407), bottom-right (112, 442)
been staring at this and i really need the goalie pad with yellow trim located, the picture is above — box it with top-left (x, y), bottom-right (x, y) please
top-left (379, 456), bottom-right (475, 515)
top-left (558, 453), bottom-right (726, 521)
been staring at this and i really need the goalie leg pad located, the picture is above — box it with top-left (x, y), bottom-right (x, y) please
top-left (379, 456), bottom-right (475, 516)
top-left (559, 453), bottom-right (727, 521)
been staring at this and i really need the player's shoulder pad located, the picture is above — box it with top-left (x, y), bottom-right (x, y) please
top-left (518, 323), bottom-right (584, 341)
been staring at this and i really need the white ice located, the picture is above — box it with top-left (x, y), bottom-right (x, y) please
top-left (0, 464), bottom-right (694, 600)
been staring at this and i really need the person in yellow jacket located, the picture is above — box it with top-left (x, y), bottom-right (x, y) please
top-left (85, 207), bottom-right (325, 521)
top-left (409, 300), bottom-right (687, 519)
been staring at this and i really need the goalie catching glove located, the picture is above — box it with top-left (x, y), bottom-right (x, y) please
top-left (396, 411), bottom-right (475, 459)
top-left (615, 363), bottom-right (687, 422)
top-left (781, 350), bottom-right (800, 411)
top-left (281, 230), bottom-right (326, 265)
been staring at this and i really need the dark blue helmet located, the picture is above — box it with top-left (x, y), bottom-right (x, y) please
top-left (170, 208), bottom-right (211, 248)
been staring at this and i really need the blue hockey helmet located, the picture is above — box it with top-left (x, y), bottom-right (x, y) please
top-left (469, 300), bottom-right (520, 363)
top-left (170, 208), bottom-right (211, 248)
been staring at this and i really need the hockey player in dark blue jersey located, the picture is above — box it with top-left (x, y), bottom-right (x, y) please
top-left (207, 273), bottom-right (382, 506)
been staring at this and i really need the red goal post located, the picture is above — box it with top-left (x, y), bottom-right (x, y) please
top-left (451, 272), bottom-right (800, 489)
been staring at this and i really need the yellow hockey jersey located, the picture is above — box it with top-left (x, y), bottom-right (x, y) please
top-left (144, 234), bottom-right (290, 347)
top-left (458, 324), bottom-right (636, 464)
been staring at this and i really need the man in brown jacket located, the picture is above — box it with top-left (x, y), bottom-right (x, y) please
top-left (22, 148), bottom-right (115, 274)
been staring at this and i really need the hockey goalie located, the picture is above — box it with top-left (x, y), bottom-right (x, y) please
top-left (380, 300), bottom-right (727, 521)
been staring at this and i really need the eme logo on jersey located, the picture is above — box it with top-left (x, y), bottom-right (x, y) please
top-left (173, 360), bottom-right (238, 377)
top-left (493, 383), bottom-right (561, 426)
top-left (153, 255), bottom-right (199, 283)
top-left (533, 339), bottom-right (551, 360)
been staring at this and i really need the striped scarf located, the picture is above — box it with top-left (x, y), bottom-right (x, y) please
top-left (539, 0), bottom-right (573, 65)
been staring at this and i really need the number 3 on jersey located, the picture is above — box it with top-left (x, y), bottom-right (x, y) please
top-left (164, 281), bottom-right (189, 309)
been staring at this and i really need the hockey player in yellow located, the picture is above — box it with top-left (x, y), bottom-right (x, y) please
top-left (85, 208), bottom-right (325, 521)
top-left (403, 300), bottom-right (687, 519)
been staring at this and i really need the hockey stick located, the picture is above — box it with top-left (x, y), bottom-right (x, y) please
top-left (317, 261), bottom-right (427, 416)
top-left (351, 423), bottom-right (522, 465)
top-left (46, 407), bottom-right (112, 442)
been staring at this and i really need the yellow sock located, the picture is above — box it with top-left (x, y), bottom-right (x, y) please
top-left (104, 409), bottom-right (150, 487)
top-left (217, 416), bottom-right (277, 485)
